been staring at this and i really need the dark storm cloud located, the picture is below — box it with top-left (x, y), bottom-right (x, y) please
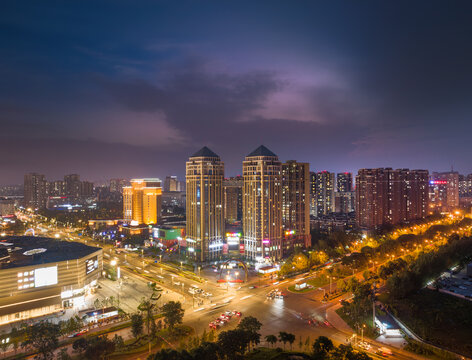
top-left (1, 0), bottom-right (472, 183)
top-left (99, 63), bottom-right (282, 139)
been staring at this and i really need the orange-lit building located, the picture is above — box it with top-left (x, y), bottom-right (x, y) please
top-left (123, 179), bottom-right (162, 225)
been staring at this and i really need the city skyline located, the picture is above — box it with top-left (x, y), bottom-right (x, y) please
top-left (2, 1), bottom-right (472, 183)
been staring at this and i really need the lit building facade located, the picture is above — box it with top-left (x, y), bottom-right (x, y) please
top-left (164, 176), bottom-right (181, 192)
top-left (0, 236), bottom-right (102, 326)
top-left (110, 179), bottom-right (129, 193)
top-left (282, 160), bottom-right (311, 252)
top-left (314, 171), bottom-right (335, 217)
top-left (337, 172), bottom-right (353, 192)
top-left (310, 172), bottom-right (317, 216)
top-left (24, 173), bottom-right (47, 209)
top-left (429, 171), bottom-right (460, 212)
top-left (186, 147), bottom-right (225, 262)
top-left (356, 168), bottom-right (429, 228)
top-left (0, 198), bottom-right (15, 216)
top-left (243, 145), bottom-right (282, 261)
top-left (223, 176), bottom-right (243, 223)
top-left (123, 179), bottom-right (162, 225)
top-left (335, 172), bottom-right (355, 213)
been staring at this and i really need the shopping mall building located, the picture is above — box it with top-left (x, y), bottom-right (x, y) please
top-left (0, 236), bottom-right (102, 325)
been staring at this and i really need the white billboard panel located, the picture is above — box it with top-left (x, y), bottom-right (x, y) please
top-left (34, 266), bottom-right (58, 288)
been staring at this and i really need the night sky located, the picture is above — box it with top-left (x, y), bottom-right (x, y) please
top-left (1, 1), bottom-right (472, 184)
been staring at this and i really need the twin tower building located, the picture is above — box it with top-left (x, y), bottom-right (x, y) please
top-left (186, 145), bottom-right (311, 263)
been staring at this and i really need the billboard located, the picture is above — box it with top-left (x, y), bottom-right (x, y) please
top-left (34, 266), bottom-right (58, 288)
top-left (85, 256), bottom-right (99, 275)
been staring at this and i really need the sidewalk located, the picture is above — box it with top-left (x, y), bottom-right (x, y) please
top-left (325, 302), bottom-right (353, 333)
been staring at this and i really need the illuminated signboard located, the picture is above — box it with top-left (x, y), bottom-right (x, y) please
top-left (85, 256), bottom-right (99, 275)
top-left (430, 180), bottom-right (447, 185)
top-left (34, 266), bottom-right (58, 287)
top-left (18, 266), bottom-right (58, 290)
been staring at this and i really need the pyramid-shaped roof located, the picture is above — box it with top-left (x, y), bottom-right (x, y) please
top-left (191, 146), bottom-right (220, 158)
top-left (247, 145), bottom-right (277, 157)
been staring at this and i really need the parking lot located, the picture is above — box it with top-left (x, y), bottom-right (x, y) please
top-left (437, 267), bottom-right (472, 299)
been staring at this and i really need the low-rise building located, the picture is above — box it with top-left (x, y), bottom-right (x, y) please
top-left (0, 236), bottom-right (102, 325)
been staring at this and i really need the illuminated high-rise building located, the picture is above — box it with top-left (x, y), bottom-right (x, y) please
top-left (164, 176), bottom-right (181, 192)
top-left (314, 171), bottom-right (335, 216)
top-left (223, 176), bottom-right (243, 223)
top-left (243, 145), bottom-right (282, 261)
top-left (282, 161), bottom-right (311, 252)
top-left (110, 179), bottom-right (129, 193)
top-left (123, 179), bottom-right (162, 225)
top-left (48, 180), bottom-right (66, 197)
top-left (186, 147), bottom-right (224, 262)
top-left (64, 174), bottom-right (81, 197)
top-left (24, 173), bottom-right (47, 209)
top-left (335, 172), bottom-right (355, 213)
top-left (429, 171), bottom-right (460, 212)
top-left (310, 172), bottom-right (317, 216)
top-left (356, 168), bottom-right (429, 228)
top-left (337, 173), bottom-right (353, 192)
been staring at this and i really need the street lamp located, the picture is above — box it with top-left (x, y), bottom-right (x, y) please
top-left (361, 324), bottom-right (366, 342)
top-left (180, 261), bottom-right (183, 270)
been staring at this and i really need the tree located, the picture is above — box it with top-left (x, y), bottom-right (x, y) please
top-left (56, 348), bottom-right (72, 360)
top-left (112, 334), bottom-right (124, 349)
top-left (72, 337), bottom-right (88, 354)
top-left (237, 316), bottom-right (262, 350)
top-left (304, 336), bottom-right (311, 352)
top-left (312, 336), bottom-right (334, 359)
top-left (286, 332), bottom-right (295, 350)
top-left (278, 331), bottom-right (288, 350)
top-left (237, 316), bottom-right (262, 333)
top-left (131, 313), bottom-right (144, 338)
top-left (293, 253), bottom-right (310, 271)
top-left (265, 334), bottom-right (277, 348)
top-left (10, 327), bottom-right (20, 355)
top-left (191, 341), bottom-right (220, 360)
top-left (94, 298), bottom-right (102, 310)
top-left (161, 301), bottom-right (184, 330)
top-left (138, 298), bottom-right (156, 335)
top-left (149, 348), bottom-right (192, 360)
top-left (217, 329), bottom-right (251, 360)
top-left (22, 321), bottom-right (60, 360)
top-left (83, 336), bottom-right (116, 360)
top-left (310, 251), bottom-right (329, 266)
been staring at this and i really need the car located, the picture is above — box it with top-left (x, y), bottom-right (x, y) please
top-left (234, 311), bottom-right (242, 317)
top-left (224, 311), bottom-right (234, 317)
top-left (209, 322), bottom-right (220, 329)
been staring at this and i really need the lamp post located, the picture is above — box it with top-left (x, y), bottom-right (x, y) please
top-left (361, 324), bottom-right (365, 343)
top-left (180, 261), bottom-right (183, 271)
